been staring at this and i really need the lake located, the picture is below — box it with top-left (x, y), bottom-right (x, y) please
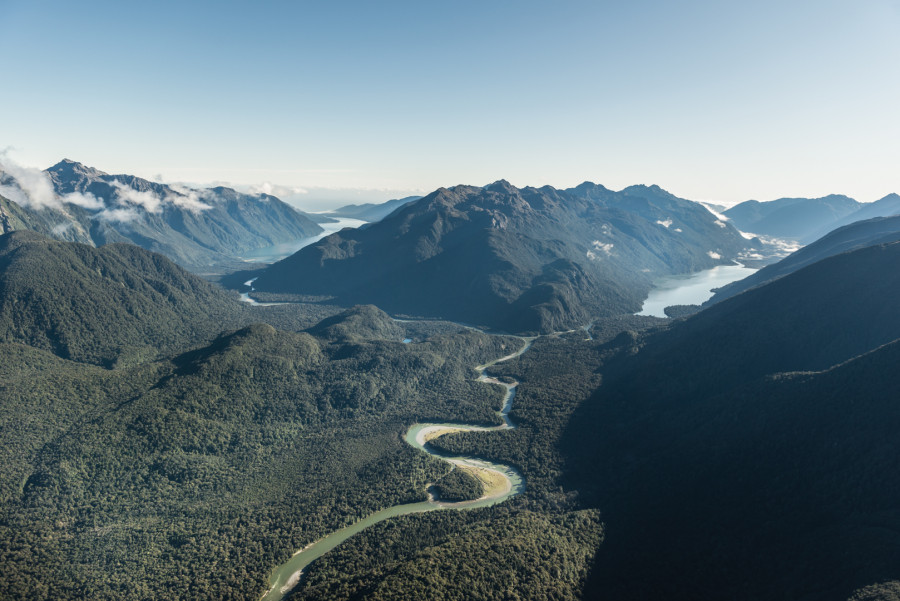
top-left (242, 217), bottom-right (367, 263)
top-left (638, 264), bottom-right (757, 317)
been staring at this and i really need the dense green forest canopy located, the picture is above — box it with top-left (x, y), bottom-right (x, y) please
top-left (3, 230), bottom-right (900, 601)
top-left (0, 283), bottom-right (525, 600)
top-left (290, 315), bottom-right (662, 601)
top-left (0, 231), bottom-right (352, 366)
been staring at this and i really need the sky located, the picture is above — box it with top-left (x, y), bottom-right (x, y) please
top-left (1, 0), bottom-right (898, 210)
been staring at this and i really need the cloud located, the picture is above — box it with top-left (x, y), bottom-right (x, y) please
top-left (64, 191), bottom-right (105, 210)
top-left (96, 207), bottom-right (141, 223)
top-left (166, 184), bottom-right (213, 213)
top-left (592, 240), bottom-right (614, 253)
top-left (701, 203), bottom-right (730, 222)
top-left (0, 152), bottom-right (58, 209)
top-left (587, 240), bottom-right (615, 260)
top-left (51, 223), bottom-right (73, 236)
top-left (110, 180), bottom-right (162, 213)
top-left (248, 181), bottom-right (309, 199)
top-left (656, 218), bottom-right (673, 228)
top-left (0, 152), bottom-right (110, 212)
top-left (0, 158), bottom-right (233, 221)
top-left (707, 251), bottom-right (722, 259)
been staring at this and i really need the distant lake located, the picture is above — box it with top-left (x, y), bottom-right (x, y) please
top-left (243, 217), bottom-right (367, 263)
top-left (638, 264), bottom-right (757, 317)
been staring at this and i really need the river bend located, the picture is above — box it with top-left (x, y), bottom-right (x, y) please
top-left (260, 336), bottom-right (533, 600)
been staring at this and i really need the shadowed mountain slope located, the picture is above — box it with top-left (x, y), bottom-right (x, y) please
top-left (567, 241), bottom-right (900, 601)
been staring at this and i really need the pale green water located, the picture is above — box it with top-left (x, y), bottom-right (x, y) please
top-left (638, 264), bottom-right (757, 317)
top-left (243, 218), bottom-right (367, 263)
top-left (260, 337), bottom-right (533, 601)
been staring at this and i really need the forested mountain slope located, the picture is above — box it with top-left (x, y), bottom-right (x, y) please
top-left (0, 303), bottom-right (516, 600)
top-left (0, 231), bottom-right (247, 366)
top-left (254, 180), bottom-right (752, 333)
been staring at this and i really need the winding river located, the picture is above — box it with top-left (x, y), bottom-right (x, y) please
top-left (239, 278), bottom-right (285, 306)
top-left (257, 262), bottom-right (758, 598)
top-left (260, 336), bottom-right (533, 601)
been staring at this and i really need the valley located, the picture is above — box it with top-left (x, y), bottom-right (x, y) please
top-left (263, 333), bottom-right (531, 601)
top-left (0, 168), bottom-right (898, 601)
top-left (5, 3), bottom-right (899, 599)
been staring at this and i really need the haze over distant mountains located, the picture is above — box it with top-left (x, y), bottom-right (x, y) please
top-left (724, 193), bottom-right (900, 243)
top-left (253, 180), bottom-right (754, 333)
top-left (0, 159), bottom-right (323, 271)
top-left (328, 195), bottom-right (422, 222)
top-left (709, 214), bottom-right (900, 305)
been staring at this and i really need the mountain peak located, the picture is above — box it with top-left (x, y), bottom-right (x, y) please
top-left (875, 192), bottom-right (900, 204)
top-left (483, 179), bottom-right (517, 193)
top-left (621, 183), bottom-right (672, 197)
top-left (45, 158), bottom-right (108, 179)
top-left (572, 181), bottom-right (609, 192)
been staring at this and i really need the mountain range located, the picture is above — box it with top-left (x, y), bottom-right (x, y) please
top-left (253, 180), bottom-right (754, 333)
top-left (0, 159), bottom-right (323, 271)
top-left (724, 193), bottom-right (900, 243)
top-left (709, 213), bottom-right (900, 304)
top-left (3, 159), bottom-right (900, 601)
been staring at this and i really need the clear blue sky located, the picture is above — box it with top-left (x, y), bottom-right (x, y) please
top-left (1, 0), bottom-right (897, 209)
